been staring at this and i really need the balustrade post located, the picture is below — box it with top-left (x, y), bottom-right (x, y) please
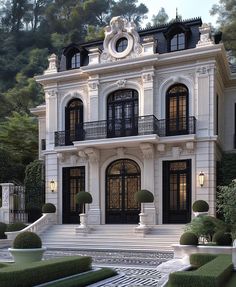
top-left (0, 183), bottom-right (14, 223)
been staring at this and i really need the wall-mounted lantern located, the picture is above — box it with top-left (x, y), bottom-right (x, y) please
top-left (199, 172), bottom-right (205, 187)
top-left (50, 180), bottom-right (56, 192)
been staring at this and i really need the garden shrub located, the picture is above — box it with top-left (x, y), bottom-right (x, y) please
top-left (190, 253), bottom-right (217, 268)
top-left (0, 256), bottom-right (91, 287)
top-left (192, 200), bottom-right (209, 212)
top-left (185, 215), bottom-right (227, 243)
top-left (6, 222), bottom-right (27, 232)
top-left (168, 254), bottom-right (233, 287)
top-left (0, 222), bottom-right (7, 239)
top-left (42, 203), bottom-right (56, 213)
top-left (135, 189), bottom-right (154, 203)
top-left (212, 231), bottom-right (232, 246)
top-left (13, 231), bottom-right (42, 249)
top-left (76, 192), bottom-right (93, 213)
top-left (179, 232), bottom-right (198, 245)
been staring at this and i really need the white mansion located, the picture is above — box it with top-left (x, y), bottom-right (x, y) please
top-left (32, 16), bottom-right (236, 226)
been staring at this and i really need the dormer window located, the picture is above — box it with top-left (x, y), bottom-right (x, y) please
top-left (71, 52), bottom-right (80, 69)
top-left (164, 22), bottom-right (190, 53)
top-left (170, 33), bottom-right (185, 51)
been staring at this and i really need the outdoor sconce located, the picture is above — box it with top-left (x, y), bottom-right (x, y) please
top-left (199, 171), bottom-right (205, 187)
top-left (50, 180), bottom-right (56, 192)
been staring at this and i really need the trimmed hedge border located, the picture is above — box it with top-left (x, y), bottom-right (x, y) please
top-left (42, 267), bottom-right (117, 287)
top-left (0, 256), bottom-right (92, 287)
top-left (168, 254), bottom-right (233, 287)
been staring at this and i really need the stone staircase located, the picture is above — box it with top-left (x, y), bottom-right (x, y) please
top-left (40, 224), bottom-right (184, 251)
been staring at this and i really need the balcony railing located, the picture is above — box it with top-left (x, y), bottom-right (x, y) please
top-left (55, 115), bottom-right (196, 147)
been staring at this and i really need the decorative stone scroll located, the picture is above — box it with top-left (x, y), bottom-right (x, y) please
top-left (84, 148), bottom-right (100, 163)
top-left (101, 16), bottom-right (143, 62)
top-left (140, 143), bottom-right (154, 160)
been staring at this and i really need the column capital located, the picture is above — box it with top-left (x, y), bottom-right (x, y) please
top-left (140, 143), bottom-right (154, 159)
top-left (84, 148), bottom-right (100, 163)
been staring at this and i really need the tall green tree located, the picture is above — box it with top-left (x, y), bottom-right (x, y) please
top-left (151, 7), bottom-right (169, 26)
top-left (210, 0), bottom-right (236, 56)
top-left (110, 0), bottom-right (148, 27)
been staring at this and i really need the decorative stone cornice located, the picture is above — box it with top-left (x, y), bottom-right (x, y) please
top-left (84, 148), bottom-right (100, 163)
top-left (140, 143), bottom-right (154, 160)
top-left (57, 152), bottom-right (67, 163)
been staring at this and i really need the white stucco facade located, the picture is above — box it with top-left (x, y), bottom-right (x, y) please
top-left (31, 17), bottom-right (236, 225)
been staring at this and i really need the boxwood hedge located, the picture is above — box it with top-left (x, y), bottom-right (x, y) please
top-left (168, 254), bottom-right (233, 287)
top-left (0, 256), bottom-right (92, 287)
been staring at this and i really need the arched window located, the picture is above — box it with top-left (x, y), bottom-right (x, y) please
top-left (107, 89), bottom-right (138, 138)
top-left (106, 159), bottom-right (141, 224)
top-left (65, 98), bottom-right (83, 144)
top-left (166, 84), bottom-right (189, 135)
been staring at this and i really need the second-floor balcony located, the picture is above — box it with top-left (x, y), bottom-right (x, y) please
top-left (55, 115), bottom-right (196, 147)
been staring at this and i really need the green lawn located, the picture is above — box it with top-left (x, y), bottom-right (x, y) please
top-left (226, 272), bottom-right (236, 287)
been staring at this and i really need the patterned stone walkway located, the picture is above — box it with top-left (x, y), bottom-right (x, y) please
top-left (0, 248), bottom-right (186, 286)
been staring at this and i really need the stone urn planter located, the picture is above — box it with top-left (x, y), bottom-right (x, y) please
top-left (75, 191), bottom-right (93, 233)
top-left (134, 189), bottom-right (154, 233)
top-left (192, 200), bottom-right (209, 217)
top-left (8, 231), bottom-right (46, 264)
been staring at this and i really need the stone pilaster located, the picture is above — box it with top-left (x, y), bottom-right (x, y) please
top-left (84, 148), bottom-right (101, 224)
top-left (139, 143), bottom-right (156, 224)
top-left (0, 183), bottom-right (14, 223)
top-left (88, 76), bottom-right (99, 121)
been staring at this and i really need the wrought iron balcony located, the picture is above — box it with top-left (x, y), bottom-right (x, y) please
top-left (54, 115), bottom-right (196, 147)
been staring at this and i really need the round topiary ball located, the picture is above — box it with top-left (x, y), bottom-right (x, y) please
top-left (212, 231), bottom-right (232, 246)
top-left (13, 231), bottom-right (42, 249)
top-left (192, 200), bottom-right (209, 212)
top-left (180, 232), bottom-right (198, 245)
top-left (42, 203), bottom-right (56, 213)
top-left (6, 222), bottom-right (27, 232)
top-left (135, 190), bottom-right (154, 203)
top-left (76, 192), bottom-right (93, 204)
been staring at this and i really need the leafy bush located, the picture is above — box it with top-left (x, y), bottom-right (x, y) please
top-left (168, 254), bottom-right (233, 287)
top-left (135, 189), bottom-right (154, 203)
top-left (0, 256), bottom-right (91, 287)
top-left (76, 192), bottom-right (92, 213)
top-left (212, 231), bottom-right (232, 246)
top-left (7, 222), bottom-right (27, 232)
top-left (217, 180), bottom-right (236, 225)
top-left (0, 222), bottom-right (7, 239)
top-left (185, 216), bottom-right (227, 243)
top-left (190, 253), bottom-right (217, 269)
top-left (42, 203), bottom-right (56, 213)
top-left (13, 231), bottom-right (42, 249)
top-left (192, 200), bottom-right (209, 212)
top-left (179, 232), bottom-right (198, 245)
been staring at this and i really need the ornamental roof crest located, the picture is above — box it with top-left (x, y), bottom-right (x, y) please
top-left (101, 16), bottom-right (143, 62)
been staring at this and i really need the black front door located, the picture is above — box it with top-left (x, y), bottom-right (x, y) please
top-left (106, 159), bottom-right (140, 224)
top-left (62, 166), bottom-right (85, 223)
top-left (163, 160), bottom-right (191, 223)
top-left (107, 89), bottom-right (138, 138)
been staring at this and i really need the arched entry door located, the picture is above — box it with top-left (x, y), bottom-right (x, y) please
top-left (106, 159), bottom-right (141, 224)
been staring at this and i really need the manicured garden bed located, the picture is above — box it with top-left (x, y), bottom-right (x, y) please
top-left (167, 253), bottom-right (233, 287)
top-left (0, 256), bottom-right (92, 287)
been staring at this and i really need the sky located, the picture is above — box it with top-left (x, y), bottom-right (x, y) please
top-left (139, 0), bottom-right (219, 27)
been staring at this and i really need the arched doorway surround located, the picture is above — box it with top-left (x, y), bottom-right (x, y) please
top-left (105, 159), bottom-right (141, 224)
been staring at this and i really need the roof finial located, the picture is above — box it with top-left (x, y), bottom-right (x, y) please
top-left (176, 8), bottom-right (178, 20)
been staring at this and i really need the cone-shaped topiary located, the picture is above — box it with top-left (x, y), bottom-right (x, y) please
top-left (13, 231), bottom-right (42, 249)
top-left (135, 190), bottom-right (154, 203)
top-left (192, 200), bottom-right (209, 212)
top-left (76, 192), bottom-right (93, 213)
top-left (212, 231), bottom-right (232, 246)
top-left (42, 203), bottom-right (56, 213)
top-left (180, 232), bottom-right (198, 245)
